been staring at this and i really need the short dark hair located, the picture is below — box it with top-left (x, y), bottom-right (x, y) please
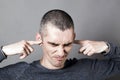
top-left (39, 9), bottom-right (74, 34)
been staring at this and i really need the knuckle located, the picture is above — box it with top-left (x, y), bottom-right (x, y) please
top-left (23, 52), bottom-right (28, 56)
top-left (22, 45), bottom-right (26, 49)
top-left (21, 40), bottom-right (27, 44)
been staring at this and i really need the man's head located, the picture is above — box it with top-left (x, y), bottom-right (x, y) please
top-left (36, 9), bottom-right (75, 69)
top-left (39, 9), bottom-right (74, 36)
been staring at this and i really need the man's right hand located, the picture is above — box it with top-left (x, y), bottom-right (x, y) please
top-left (2, 40), bottom-right (42, 59)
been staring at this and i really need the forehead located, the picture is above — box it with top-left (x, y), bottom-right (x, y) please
top-left (43, 23), bottom-right (74, 43)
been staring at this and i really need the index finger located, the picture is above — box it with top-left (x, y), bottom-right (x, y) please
top-left (74, 40), bottom-right (83, 44)
top-left (27, 40), bottom-right (42, 45)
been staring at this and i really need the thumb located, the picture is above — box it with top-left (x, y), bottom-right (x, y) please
top-left (27, 40), bottom-right (42, 45)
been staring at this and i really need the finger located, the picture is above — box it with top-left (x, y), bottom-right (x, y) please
top-left (80, 47), bottom-right (86, 53)
top-left (83, 47), bottom-right (91, 55)
top-left (80, 44), bottom-right (89, 52)
top-left (25, 43), bottom-right (34, 54)
top-left (24, 44), bottom-right (32, 54)
top-left (87, 50), bottom-right (94, 56)
top-left (27, 40), bottom-right (42, 45)
top-left (19, 43), bottom-right (34, 59)
top-left (19, 52), bottom-right (28, 59)
top-left (74, 40), bottom-right (83, 44)
top-left (80, 44), bottom-right (92, 55)
top-left (19, 45), bottom-right (30, 59)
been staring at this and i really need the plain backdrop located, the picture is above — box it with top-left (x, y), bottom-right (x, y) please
top-left (0, 0), bottom-right (120, 80)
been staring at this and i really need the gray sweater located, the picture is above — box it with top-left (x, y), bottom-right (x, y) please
top-left (0, 43), bottom-right (120, 80)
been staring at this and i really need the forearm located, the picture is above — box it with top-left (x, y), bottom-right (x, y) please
top-left (92, 43), bottom-right (120, 79)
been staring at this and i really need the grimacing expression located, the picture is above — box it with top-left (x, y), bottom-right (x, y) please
top-left (40, 23), bottom-right (75, 68)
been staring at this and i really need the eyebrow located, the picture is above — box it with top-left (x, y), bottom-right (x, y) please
top-left (64, 42), bottom-right (73, 46)
top-left (48, 42), bottom-right (59, 46)
top-left (48, 41), bottom-right (72, 46)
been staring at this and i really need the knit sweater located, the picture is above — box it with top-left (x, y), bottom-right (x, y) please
top-left (0, 43), bottom-right (120, 80)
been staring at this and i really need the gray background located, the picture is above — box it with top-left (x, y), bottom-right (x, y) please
top-left (0, 0), bottom-right (120, 80)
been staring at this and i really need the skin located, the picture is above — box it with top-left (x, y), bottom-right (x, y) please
top-left (2, 24), bottom-right (108, 70)
top-left (2, 39), bottom-right (108, 61)
top-left (2, 40), bottom-right (42, 59)
top-left (36, 23), bottom-right (75, 69)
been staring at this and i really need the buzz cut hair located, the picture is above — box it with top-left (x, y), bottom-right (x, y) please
top-left (39, 9), bottom-right (74, 35)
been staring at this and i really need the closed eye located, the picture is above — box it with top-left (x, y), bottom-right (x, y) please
top-left (48, 42), bottom-right (59, 47)
top-left (64, 42), bottom-right (72, 47)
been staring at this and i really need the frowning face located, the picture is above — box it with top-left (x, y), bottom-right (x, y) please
top-left (39, 23), bottom-right (75, 69)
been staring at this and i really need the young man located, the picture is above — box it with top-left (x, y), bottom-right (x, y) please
top-left (0, 9), bottom-right (120, 80)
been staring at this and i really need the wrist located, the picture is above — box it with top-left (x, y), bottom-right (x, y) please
top-left (1, 46), bottom-right (7, 58)
top-left (101, 42), bottom-right (110, 55)
top-left (1, 46), bottom-right (8, 57)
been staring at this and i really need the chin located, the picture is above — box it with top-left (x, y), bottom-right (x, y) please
top-left (54, 62), bottom-right (64, 68)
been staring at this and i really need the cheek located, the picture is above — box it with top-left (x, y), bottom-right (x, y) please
top-left (65, 46), bottom-right (73, 53)
top-left (42, 44), bottom-right (57, 54)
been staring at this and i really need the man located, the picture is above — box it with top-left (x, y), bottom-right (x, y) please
top-left (0, 9), bottom-right (120, 80)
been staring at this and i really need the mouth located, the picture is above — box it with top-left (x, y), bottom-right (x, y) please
top-left (54, 57), bottom-right (65, 62)
top-left (57, 58), bottom-right (64, 61)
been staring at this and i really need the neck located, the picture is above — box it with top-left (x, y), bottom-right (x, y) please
top-left (40, 58), bottom-right (64, 70)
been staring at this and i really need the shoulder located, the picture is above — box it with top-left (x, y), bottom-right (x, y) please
top-left (65, 58), bottom-right (96, 68)
top-left (2, 61), bottom-right (30, 72)
top-left (0, 61), bottom-right (30, 78)
top-left (66, 58), bottom-right (95, 63)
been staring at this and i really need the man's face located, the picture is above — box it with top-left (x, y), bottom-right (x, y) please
top-left (40, 23), bottom-right (75, 69)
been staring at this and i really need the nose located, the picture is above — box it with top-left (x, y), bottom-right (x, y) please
top-left (57, 46), bottom-right (65, 57)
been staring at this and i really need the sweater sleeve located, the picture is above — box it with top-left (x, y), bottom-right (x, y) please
top-left (0, 62), bottom-right (30, 80)
top-left (104, 42), bottom-right (120, 61)
top-left (0, 46), bottom-right (30, 80)
top-left (92, 42), bottom-right (120, 79)
top-left (0, 46), bottom-right (7, 62)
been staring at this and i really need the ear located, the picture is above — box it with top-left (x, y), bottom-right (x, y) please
top-left (73, 33), bottom-right (76, 40)
top-left (36, 33), bottom-right (42, 42)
